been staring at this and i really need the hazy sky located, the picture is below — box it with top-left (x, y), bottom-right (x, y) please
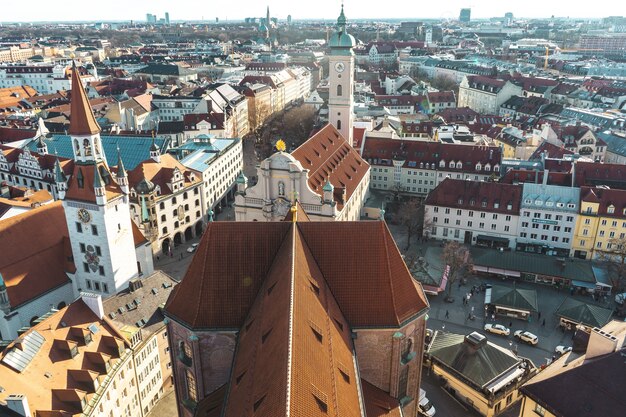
top-left (0, 0), bottom-right (615, 22)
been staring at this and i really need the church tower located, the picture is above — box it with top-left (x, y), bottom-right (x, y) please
top-left (61, 62), bottom-right (139, 296)
top-left (328, 4), bottom-right (355, 145)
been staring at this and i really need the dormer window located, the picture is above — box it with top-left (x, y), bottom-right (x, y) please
top-left (608, 205), bottom-right (615, 214)
top-left (484, 164), bottom-right (491, 172)
top-left (456, 162), bottom-right (462, 169)
top-left (458, 198), bottom-right (464, 204)
top-left (476, 163), bottom-right (482, 171)
top-left (535, 200), bottom-right (542, 205)
top-left (70, 345), bottom-right (79, 359)
top-left (494, 165), bottom-right (500, 172)
top-left (481, 199), bottom-right (487, 208)
top-left (449, 161), bottom-right (455, 169)
top-left (439, 160), bottom-right (445, 168)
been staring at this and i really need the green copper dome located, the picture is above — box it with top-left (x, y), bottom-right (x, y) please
top-left (329, 5), bottom-right (356, 49)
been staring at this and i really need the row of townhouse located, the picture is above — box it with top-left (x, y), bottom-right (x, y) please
top-left (0, 274), bottom-right (177, 417)
top-left (424, 178), bottom-right (626, 261)
top-left (0, 63), bottom-right (98, 94)
top-left (360, 137), bottom-right (502, 196)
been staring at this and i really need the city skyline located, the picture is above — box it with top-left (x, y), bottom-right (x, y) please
top-left (0, 0), bottom-right (615, 23)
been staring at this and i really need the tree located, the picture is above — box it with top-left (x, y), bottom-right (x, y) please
top-left (441, 241), bottom-right (473, 301)
top-left (250, 101), bottom-right (272, 140)
top-left (282, 104), bottom-right (316, 148)
top-left (395, 198), bottom-right (430, 250)
top-left (599, 237), bottom-right (626, 292)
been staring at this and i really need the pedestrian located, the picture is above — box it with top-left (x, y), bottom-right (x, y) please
top-left (509, 321), bottom-right (512, 328)
top-left (445, 310), bottom-right (450, 319)
top-left (542, 319), bottom-right (546, 327)
top-left (471, 306), bottom-right (475, 313)
top-left (538, 311), bottom-right (541, 320)
top-left (491, 313), bottom-right (495, 321)
top-left (468, 312), bottom-right (472, 320)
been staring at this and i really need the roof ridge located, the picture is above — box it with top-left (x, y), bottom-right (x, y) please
top-left (190, 222), bottom-right (212, 327)
top-left (380, 221), bottom-right (400, 325)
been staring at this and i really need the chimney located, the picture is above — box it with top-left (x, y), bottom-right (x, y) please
top-left (571, 161), bottom-right (576, 188)
top-left (543, 169), bottom-right (549, 186)
top-left (81, 293), bottom-right (104, 320)
top-left (129, 279), bottom-right (143, 292)
top-left (586, 327), bottom-right (619, 359)
top-left (6, 394), bottom-right (31, 417)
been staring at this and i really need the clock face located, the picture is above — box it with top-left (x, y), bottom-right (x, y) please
top-left (335, 62), bottom-right (345, 73)
top-left (78, 208), bottom-right (91, 224)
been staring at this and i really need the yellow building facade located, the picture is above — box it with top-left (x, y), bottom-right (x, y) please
top-left (572, 187), bottom-right (626, 260)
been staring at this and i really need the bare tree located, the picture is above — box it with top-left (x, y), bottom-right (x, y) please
top-left (282, 105), bottom-right (316, 147)
top-left (250, 101), bottom-right (272, 140)
top-left (441, 241), bottom-right (473, 301)
top-left (599, 237), bottom-right (626, 292)
top-left (396, 198), bottom-right (428, 250)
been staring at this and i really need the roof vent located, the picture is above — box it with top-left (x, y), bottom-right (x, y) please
top-left (465, 332), bottom-right (487, 348)
top-left (129, 279), bottom-right (143, 292)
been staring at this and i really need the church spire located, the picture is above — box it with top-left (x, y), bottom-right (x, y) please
top-left (69, 61), bottom-right (100, 136)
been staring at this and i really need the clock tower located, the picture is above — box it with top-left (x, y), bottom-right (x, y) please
top-left (59, 62), bottom-right (139, 297)
top-left (328, 5), bottom-right (355, 145)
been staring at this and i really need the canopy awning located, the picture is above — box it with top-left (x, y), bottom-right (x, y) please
top-left (572, 280), bottom-right (596, 289)
top-left (476, 234), bottom-right (510, 244)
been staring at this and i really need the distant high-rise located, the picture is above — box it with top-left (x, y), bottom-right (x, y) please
top-left (146, 13), bottom-right (156, 24)
top-left (287, 14), bottom-right (292, 25)
top-left (459, 8), bottom-right (471, 23)
top-left (505, 12), bottom-right (514, 26)
top-left (165, 12), bottom-right (170, 25)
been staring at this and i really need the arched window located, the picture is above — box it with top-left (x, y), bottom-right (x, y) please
top-left (337, 120), bottom-right (342, 130)
top-left (74, 139), bottom-right (81, 156)
top-left (83, 138), bottom-right (92, 156)
top-left (337, 84), bottom-right (343, 96)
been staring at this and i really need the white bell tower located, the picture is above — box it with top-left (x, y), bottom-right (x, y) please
top-left (328, 4), bottom-right (355, 145)
top-left (62, 63), bottom-right (140, 297)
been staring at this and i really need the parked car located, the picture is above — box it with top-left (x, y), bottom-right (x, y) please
top-left (555, 345), bottom-right (572, 355)
top-left (615, 293), bottom-right (626, 305)
top-left (186, 243), bottom-right (200, 253)
top-left (484, 324), bottom-right (510, 336)
top-left (418, 388), bottom-right (436, 416)
top-left (514, 330), bottom-right (538, 345)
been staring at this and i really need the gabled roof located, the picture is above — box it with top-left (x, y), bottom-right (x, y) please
top-left (292, 124), bottom-right (370, 209)
top-left (164, 221), bottom-right (428, 329)
top-left (68, 64), bottom-right (101, 136)
top-left (579, 186), bottom-right (626, 216)
top-left (0, 201), bottom-right (74, 308)
top-left (529, 141), bottom-right (574, 160)
top-left (223, 225), bottom-right (363, 417)
top-left (127, 154), bottom-right (201, 197)
top-left (425, 179), bottom-right (522, 214)
top-left (490, 284), bottom-right (538, 312)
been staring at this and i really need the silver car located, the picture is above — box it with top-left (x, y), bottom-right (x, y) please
top-left (484, 324), bottom-right (510, 336)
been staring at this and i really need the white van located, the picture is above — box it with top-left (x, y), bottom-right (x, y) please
top-left (419, 388), bottom-right (436, 416)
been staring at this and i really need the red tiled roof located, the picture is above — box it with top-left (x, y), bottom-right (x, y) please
top-left (292, 124), bottom-right (370, 209)
top-left (575, 162), bottom-right (626, 189)
top-left (500, 169), bottom-right (572, 187)
top-left (165, 221), bottom-right (428, 329)
top-left (427, 91), bottom-right (456, 103)
top-left (361, 379), bottom-right (402, 417)
top-left (362, 138), bottom-right (501, 172)
top-left (353, 127), bottom-right (366, 149)
top-left (580, 186), bottom-right (626, 217)
top-left (425, 178), bottom-right (522, 215)
top-left (530, 141), bottom-right (574, 160)
top-left (436, 106), bottom-right (479, 123)
top-left (0, 201), bottom-right (74, 307)
top-left (68, 64), bottom-right (101, 135)
top-left (127, 154), bottom-right (201, 197)
top-left (65, 163), bottom-right (123, 203)
top-left (0, 127), bottom-right (37, 143)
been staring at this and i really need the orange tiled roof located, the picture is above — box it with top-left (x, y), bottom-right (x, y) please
top-left (165, 221), bottom-right (428, 329)
top-left (222, 224), bottom-right (363, 417)
top-left (0, 300), bottom-right (127, 416)
top-left (127, 154), bottom-right (201, 196)
top-left (361, 379), bottom-right (402, 417)
top-left (131, 221), bottom-right (148, 246)
top-left (292, 123), bottom-right (370, 209)
top-left (0, 201), bottom-right (74, 307)
top-left (65, 163), bottom-right (123, 204)
top-left (68, 64), bottom-right (101, 136)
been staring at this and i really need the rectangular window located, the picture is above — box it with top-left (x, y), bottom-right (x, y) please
top-left (103, 283), bottom-right (109, 293)
top-left (95, 246), bottom-right (102, 256)
top-left (504, 226), bottom-right (510, 232)
top-left (491, 224), bottom-right (497, 230)
top-left (83, 263), bottom-right (90, 273)
top-left (185, 370), bottom-right (197, 402)
top-left (492, 214), bottom-right (498, 220)
top-left (479, 222), bottom-right (485, 229)
top-left (86, 279), bottom-right (92, 289)
top-left (534, 404), bottom-right (546, 416)
top-left (76, 222), bottom-right (83, 233)
top-left (467, 221), bottom-right (472, 227)
top-left (99, 266), bottom-right (105, 276)
top-left (91, 225), bottom-right (98, 235)
top-left (80, 243), bottom-right (86, 253)
top-left (563, 238), bottom-right (570, 243)
top-left (531, 234), bottom-right (537, 239)
top-left (480, 213), bottom-right (486, 218)
top-left (567, 216), bottom-right (574, 222)
top-left (94, 281), bottom-right (101, 291)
